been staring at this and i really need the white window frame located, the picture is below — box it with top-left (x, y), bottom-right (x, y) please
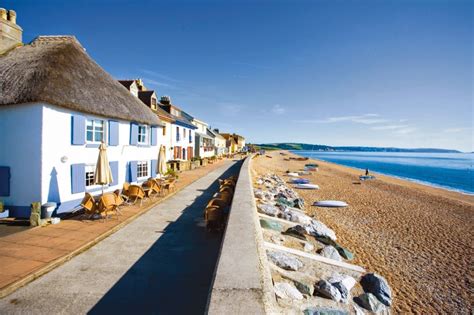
top-left (85, 164), bottom-right (98, 188)
top-left (138, 125), bottom-right (148, 145)
top-left (137, 161), bottom-right (149, 179)
top-left (86, 119), bottom-right (106, 143)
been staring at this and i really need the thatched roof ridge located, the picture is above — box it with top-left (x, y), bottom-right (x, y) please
top-left (0, 36), bottom-right (161, 126)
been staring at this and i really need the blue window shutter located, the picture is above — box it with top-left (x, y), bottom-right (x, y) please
top-left (130, 123), bottom-right (138, 145)
top-left (129, 161), bottom-right (137, 182)
top-left (110, 161), bottom-right (119, 186)
top-left (71, 164), bottom-right (85, 194)
top-left (151, 159), bottom-right (157, 176)
top-left (0, 166), bottom-right (11, 197)
top-left (151, 127), bottom-right (158, 146)
top-left (109, 121), bottom-right (119, 146)
top-left (71, 115), bottom-right (86, 145)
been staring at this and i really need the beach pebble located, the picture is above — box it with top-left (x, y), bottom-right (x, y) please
top-left (314, 280), bottom-right (342, 302)
top-left (303, 308), bottom-right (348, 315)
top-left (274, 282), bottom-right (304, 300)
top-left (306, 220), bottom-right (337, 242)
top-left (355, 293), bottom-right (387, 313)
top-left (257, 204), bottom-right (280, 217)
top-left (303, 242), bottom-right (314, 252)
top-left (283, 225), bottom-right (307, 240)
top-left (267, 251), bottom-right (303, 271)
top-left (320, 245), bottom-right (343, 261)
top-left (360, 273), bottom-right (392, 306)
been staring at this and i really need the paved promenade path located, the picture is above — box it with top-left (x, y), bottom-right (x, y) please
top-left (0, 159), bottom-right (242, 315)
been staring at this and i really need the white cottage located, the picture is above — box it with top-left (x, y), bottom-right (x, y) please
top-left (119, 80), bottom-right (176, 162)
top-left (158, 96), bottom-right (197, 161)
top-left (0, 35), bottom-right (164, 218)
top-left (190, 118), bottom-right (215, 159)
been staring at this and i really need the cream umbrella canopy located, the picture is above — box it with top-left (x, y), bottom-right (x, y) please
top-left (94, 142), bottom-right (114, 194)
top-left (156, 145), bottom-right (167, 177)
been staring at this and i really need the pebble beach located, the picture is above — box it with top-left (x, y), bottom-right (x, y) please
top-left (251, 150), bottom-right (473, 314)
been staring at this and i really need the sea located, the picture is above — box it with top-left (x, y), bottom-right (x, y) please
top-left (292, 151), bottom-right (474, 194)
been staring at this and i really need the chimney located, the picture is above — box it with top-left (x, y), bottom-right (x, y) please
top-left (213, 128), bottom-right (220, 134)
top-left (160, 95), bottom-right (171, 105)
top-left (0, 8), bottom-right (22, 54)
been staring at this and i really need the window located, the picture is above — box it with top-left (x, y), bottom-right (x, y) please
top-left (184, 129), bottom-right (186, 138)
top-left (85, 164), bottom-right (95, 187)
top-left (151, 98), bottom-right (157, 110)
top-left (163, 125), bottom-right (166, 136)
top-left (138, 125), bottom-right (148, 144)
top-left (86, 119), bottom-right (105, 143)
top-left (137, 161), bottom-right (148, 178)
top-left (189, 131), bottom-right (192, 143)
top-left (176, 127), bottom-right (180, 141)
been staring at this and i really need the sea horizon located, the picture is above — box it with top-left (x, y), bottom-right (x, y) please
top-left (292, 150), bottom-right (474, 195)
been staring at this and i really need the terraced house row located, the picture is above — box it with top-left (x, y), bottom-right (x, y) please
top-left (0, 10), bottom-right (245, 218)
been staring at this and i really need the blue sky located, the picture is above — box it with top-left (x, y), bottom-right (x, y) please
top-left (5, 0), bottom-right (473, 151)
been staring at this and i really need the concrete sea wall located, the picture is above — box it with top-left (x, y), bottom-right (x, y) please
top-left (207, 156), bottom-right (273, 314)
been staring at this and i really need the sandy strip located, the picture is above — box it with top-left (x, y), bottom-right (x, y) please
top-left (251, 150), bottom-right (473, 314)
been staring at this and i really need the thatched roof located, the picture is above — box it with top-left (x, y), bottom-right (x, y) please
top-left (0, 36), bottom-right (161, 126)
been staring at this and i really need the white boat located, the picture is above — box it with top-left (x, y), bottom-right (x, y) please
top-left (295, 183), bottom-right (319, 190)
top-left (313, 200), bottom-right (348, 208)
top-left (287, 172), bottom-right (299, 177)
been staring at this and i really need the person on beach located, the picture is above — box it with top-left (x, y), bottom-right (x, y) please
top-left (365, 168), bottom-right (369, 176)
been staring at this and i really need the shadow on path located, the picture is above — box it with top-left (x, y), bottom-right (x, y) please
top-left (88, 161), bottom-right (242, 315)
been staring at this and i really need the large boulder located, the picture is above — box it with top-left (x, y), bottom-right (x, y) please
top-left (267, 251), bottom-right (303, 271)
top-left (259, 218), bottom-right (283, 231)
top-left (314, 280), bottom-right (342, 302)
top-left (281, 209), bottom-right (312, 225)
top-left (355, 293), bottom-right (387, 313)
top-left (360, 273), bottom-right (392, 306)
top-left (274, 282), bottom-right (304, 300)
top-left (294, 198), bottom-right (305, 209)
top-left (283, 225), bottom-right (307, 240)
top-left (306, 220), bottom-right (337, 242)
top-left (257, 204), bottom-right (280, 217)
top-left (327, 274), bottom-right (357, 292)
top-left (320, 246), bottom-right (343, 261)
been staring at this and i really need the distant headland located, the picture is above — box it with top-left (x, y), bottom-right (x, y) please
top-left (255, 143), bottom-right (462, 153)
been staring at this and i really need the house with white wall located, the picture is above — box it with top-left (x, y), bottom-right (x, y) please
top-left (210, 129), bottom-right (227, 156)
top-left (0, 32), bottom-right (164, 217)
top-left (190, 117), bottom-right (215, 159)
top-left (120, 80), bottom-right (176, 162)
top-left (158, 96), bottom-right (197, 161)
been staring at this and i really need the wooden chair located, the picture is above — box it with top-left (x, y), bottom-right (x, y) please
top-left (122, 182), bottom-right (130, 198)
top-left (128, 185), bottom-right (145, 206)
top-left (143, 179), bottom-right (160, 199)
top-left (163, 178), bottom-right (176, 194)
top-left (205, 205), bottom-right (223, 231)
top-left (80, 192), bottom-right (97, 219)
top-left (113, 190), bottom-right (127, 213)
top-left (219, 186), bottom-right (234, 195)
top-left (214, 191), bottom-right (233, 205)
top-left (97, 193), bottom-right (119, 220)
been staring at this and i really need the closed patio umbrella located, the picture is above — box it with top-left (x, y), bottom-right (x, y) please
top-left (156, 145), bottom-right (168, 177)
top-left (94, 142), bottom-right (113, 194)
